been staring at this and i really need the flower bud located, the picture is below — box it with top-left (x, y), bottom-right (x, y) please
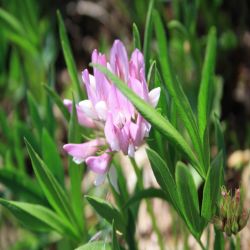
top-left (212, 186), bottom-right (249, 236)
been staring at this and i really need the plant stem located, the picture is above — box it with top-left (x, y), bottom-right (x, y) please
top-left (130, 157), bottom-right (165, 250)
top-left (235, 234), bottom-right (241, 250)
top-left (197, 239), bottom-right (206, 250)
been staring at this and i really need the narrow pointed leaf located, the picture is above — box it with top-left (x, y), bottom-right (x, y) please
top-left (0, 199), bottom-right (77, 239)
top-left (198, 27), bottom-right (217, 142)
top-left (0, 168), bottom-right (45, 204)
top-left (146, 148), bottom-right (180, 213)
top-left (42, 129), bottom-right (64, 186)
top-left (91, 63), bottom-right (201, 176)
top-left (86, 195), bottom-right (126, 234)
top-left (201, 151), bottom-right (223, 221)
top-left (57, 11), bottom-right (84, 100)
top-left (25, 139), bottom-right (79, 234)
top-left (176, 162), bottom-right (201, 237)
top-left (68, 97), bottom-right (84, 235)
top-left (153, 10), bottom-right (204, 174)
top-left (27, 91), bottom-right (43, 135)
top-left (132, 23), bottom-right (141, 50)
top-left (143, 0), bottom-right (154, 73)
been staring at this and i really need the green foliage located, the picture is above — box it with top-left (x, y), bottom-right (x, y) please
top-left (57, 11), bottom-right (84, 101)
top-left (91, 63), bottom-right (200, 174)
top-left (0, 199), bottom-right (77, 238)
top-left (175, 162), bottom-right (202, 238)
top-left (201, 152), bottom-right (224, 221)
top-left (86, 195), bottom-right (126, 234)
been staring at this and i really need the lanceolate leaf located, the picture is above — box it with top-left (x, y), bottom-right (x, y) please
top-left (146, 148), bottom-right (180, 213)
top-left (68, 97), bottom-right (84, 235)
top-left (0, 168), bottom-right (45, 204)
top-left (132, 23), bottom-right (141, 50)
top-left (86, 195), bottom-right (126, 234)
top-left (153, 10), bottom-right (205, 175)
top-left (176, 162), bottom-right (201, 238)
top-left (27, 91), bottom-right (43, 135)
top-left (143, 0), bottom-right (154, 73)
top-left (42, 129), bottom-right (64, 186)
top-left (57, 11), bottom-right (84, 100)
top-left (198, 27), bottom-right (217, 143)
top-left (0, 199), bottom-right (78, 239)
top-left (91, 63), bottom-right (201, 176)
top-left (25, 139), bottom-right (80, 237)
top-left (201, 151), bottom-right (223, 221)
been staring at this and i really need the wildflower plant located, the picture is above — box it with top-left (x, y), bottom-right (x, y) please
top-left (0, 0), bottom-right (249, 250)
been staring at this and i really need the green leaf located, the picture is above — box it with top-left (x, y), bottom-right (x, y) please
top-left (68, 97), bottom-right (85, 235)
top-left (42, 129), bottom-right (64, 186)
top-left (132, 23), bottom-right (141, 50)
top-left (153, 10), bottom-right (205, 176)
top-left (25, 139), bottom-right (80, 237)
top-left (146, 148), bottom-right (180, 212)
top-left (143, 0), bottom-right (154, 73)
top-left (75, 242), bottom-right (111, 250)
top-left (147, 60), bottom-right (156, 88)
top-left (175, 162), bottom-right (201, 238)
top-left (214, 113), bottom-right (226, 166)
top-left (27, 91), bottom-right (43, 135)
top-left (125, 188), bottom-right (168, 208)
top-left (112, 221), bottom-right (121, 250)
top-left (0, 199), bottom-right (77, 239)
top-left (91, 63), bottom-right (200, 176)
top-left (0, 168), bottom-right (45, 204)
top-left (201, 151), bottom-right (223, 221)
top-left (86, 195), bottom-right (126, 234)
top-left (57, 11), bottom-right (84, 100)
top-left (168, 20), bottom-right (188, 37)
top-left (44, 84), bottom-right (70, 121)
top-left (198, 27), bottom-right (217, 143)
top-left (0, 8), bottom-right (25, 36)
top-left (0, 108), bottom-right (12, 142)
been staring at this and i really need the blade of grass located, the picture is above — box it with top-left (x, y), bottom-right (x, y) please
top-left (132, 23), bottom-right (141, 50)
top-left (67, 96), bottom-right (85, 237)
top-left (25, 139), bottom-right (81, 239)
top-left (143, 0), bottom-right (155, 74)
top-left (57, 11), bottom-right (84, 100)
top-left (0, 199), bottom-right (78, 239)
top-left (197, 27), bottom-right (217, 143)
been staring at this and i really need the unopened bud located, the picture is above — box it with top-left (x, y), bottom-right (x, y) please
top-left (239, 210), bottom-right (249, 230)
top-left (212, 216), bottom-right (224, 230)
top-left (213, 186), bottom-right (249, 236)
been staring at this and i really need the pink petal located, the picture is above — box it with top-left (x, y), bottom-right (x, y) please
top-left (86, 151), bottom-right (112, 174)
top-left (104, 113), bottom-right (120, 151)
top-left (129, 49), bottom-right (145, 79)
top-left (148, 87), bottom-right (161, 108)
top-left (82, 69), bottom-right (97, 104)
top-left (63, 139), bottom-right (106, 164)
top-left (63, 99), bottom-right (96, 128)
top-left (110, 40), bottom-right (129, 81)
